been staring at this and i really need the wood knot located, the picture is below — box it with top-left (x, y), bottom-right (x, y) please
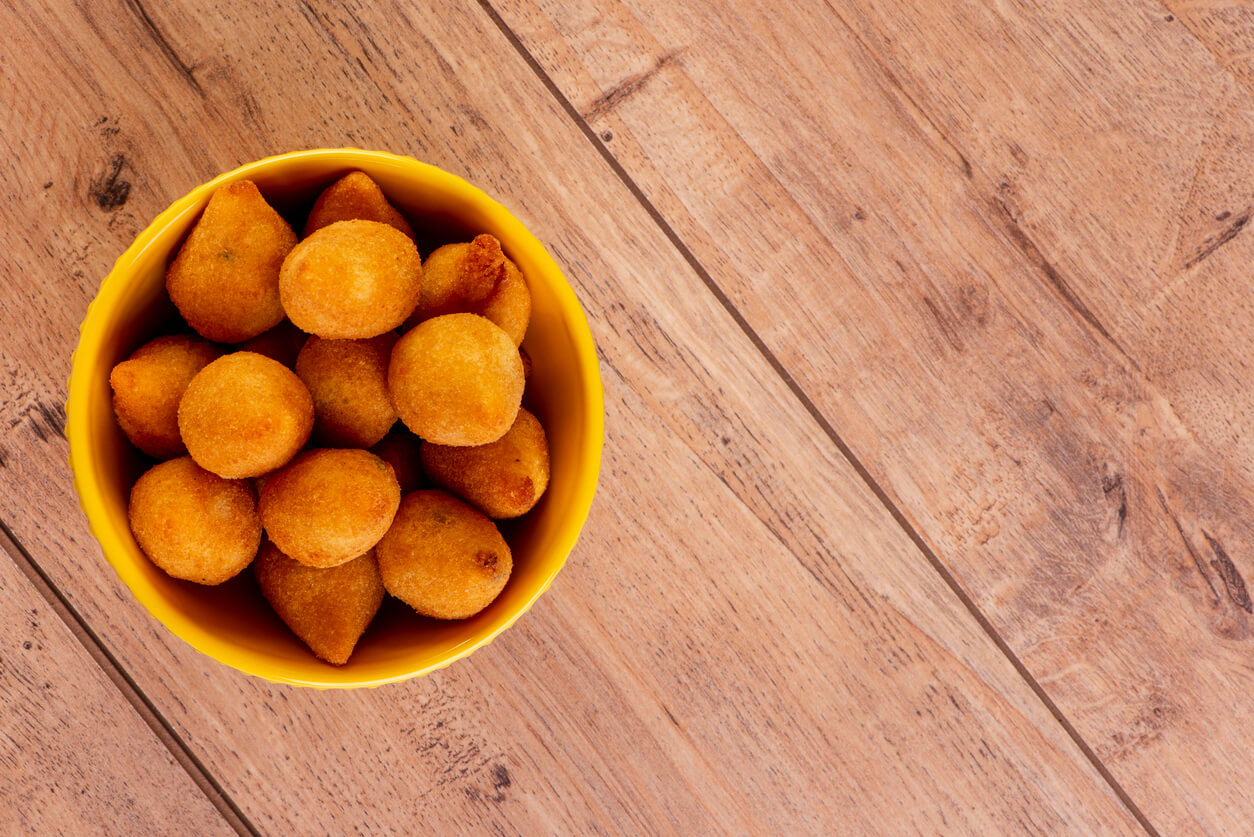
top-left (88, 153), bottom-right (131, 211)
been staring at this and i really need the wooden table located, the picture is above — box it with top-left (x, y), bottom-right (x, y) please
top-left (4, 0), bottom-right (1253, 832)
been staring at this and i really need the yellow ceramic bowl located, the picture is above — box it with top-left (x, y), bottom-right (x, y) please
top-left (67, 149), bottom-right (603, 687)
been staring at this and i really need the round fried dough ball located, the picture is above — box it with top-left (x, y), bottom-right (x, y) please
top-left (369, 427), bottom-right (425, 494)
top-left (295, 333), bottom-right (398, 448)
top-left (166, 180), bottom-right (297, 342)
top-left (279, 220), bottom-right (422, 339)
top-left (406, 235), bottom-right (531, 346)
top-left (259, 449), bottom-right (401, 568)
top-left (421, 408), bottom-right (549, 519)
top-left (178, 352), bottom-right (314, 479)
top-left (303, 171), bottom-right (414, 240)
top-left (389, 313), bottom-right (524, 446)
top-left (238, 319), bottom-right (307, 368)
top-left (376, 490), bottom-right (512, 620)
top-left (128, 456), bottom-right (261, 584)
top-left (110, 334), bottom-right (221, 459)
top-left (254, 542), bottom-right (385, 665)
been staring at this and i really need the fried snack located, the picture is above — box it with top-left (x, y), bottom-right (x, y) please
top-left (294, 333), bottom-right (398, 448)
top-left (421, 408), bottom-right (549, 518)
top-left (109, 334), bottom-right (221, 459)
top-left (254, 542), bottom-right (384, 665)
top-left (279, 220), bottom-right (422, 339)
top-left (376, 490), bottom-right (512, 619)
top-left (388, 313), bottom-right (524, 446)
top-left (405, 235), bottom-right (531, 346)
top-left (166, 180), bottom-right (297, 342)
top-left (128, 456), bottom-right (261, 584)
top-left (259, 449), bottom-right (400, 568)
top-left (238, 319), bottom-right (307, 368)
top-left (178, 352), bottom-right (314, 479)
top-left (369, 427), bottom-right (425, 494)
top-left (479, 260), bottom-right (530, 347)
top-left (303, 171), bottom-right (414, 240)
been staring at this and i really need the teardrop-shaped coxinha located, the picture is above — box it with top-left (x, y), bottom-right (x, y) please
top-left (115, 173), bottom-right (553, 665)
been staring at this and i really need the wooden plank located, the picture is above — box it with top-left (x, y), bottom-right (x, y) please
top-left (490, 0), bottom-right (1254, 830)
top-left (0, 530), bottom-right (234, 836)
top-left (1169, 4), bottom-right (1254, 101)
top-left (815, 0), bottom-right (1254, 534)
top-left (0, 0), bottom-right (1139, 832)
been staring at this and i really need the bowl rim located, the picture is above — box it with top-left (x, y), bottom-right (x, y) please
top-left (66, 148), bottom-right (604, 688)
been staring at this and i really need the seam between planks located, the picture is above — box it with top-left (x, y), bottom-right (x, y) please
top-left (472, 1), bottom-right (1159, 833)
top-left (0, 519), bottom-right (261, 837)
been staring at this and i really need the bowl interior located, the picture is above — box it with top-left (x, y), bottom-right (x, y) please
top-left (68, 150), bottom-right (602, 687)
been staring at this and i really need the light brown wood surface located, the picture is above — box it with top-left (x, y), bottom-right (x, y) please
top-left (493, 0), bottom-right (1254, 832)
top-left (2, 0), bottom-right (1249, 832)
top-left (0, 528), bottom-right (236, 835)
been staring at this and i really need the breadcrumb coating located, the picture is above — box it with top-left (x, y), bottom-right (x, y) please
top-left (376, 490), bottom-right (511, 620)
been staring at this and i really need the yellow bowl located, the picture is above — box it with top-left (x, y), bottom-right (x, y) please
top-left (67, 149), bottom-right (603, 687)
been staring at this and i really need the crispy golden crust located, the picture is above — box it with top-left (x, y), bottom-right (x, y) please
top-left (166, 180), bottom-right (297, 342)
top-left (388, 313), bottom-right (524, 446)
top-left (279, 220), bottom-right (422, 339)
top-left (303, 171), bottom-right (415, 240)
top-left (295, 333), bottom-right (398, 448)
top-left (420, 408), bottom-right (549, 519)
top-left (369, 427), bottom-right (425, 494)
top-left (110, 335), bottom-right (221, 459)
top-left (254, 542), bottom-right (384, 665)
top-left (406, 235), bottom-right (531, 345)
top-left (478, 260), bottom-right (531, 346)
top-left (238, 319), bottom-right (307, 368)
top-left (375, 490), bottom-right (511, 620)
top-left (178, 352), bottom-right (314, 479)
top-left (128, 456), bottom-right (261, 584)
top-left (259, 449), bottom-right (401, 568)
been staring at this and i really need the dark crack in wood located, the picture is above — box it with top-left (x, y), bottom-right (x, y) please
top-left (122, 0), bottom-right (204, 94)
top-left (1156, 487), bottom-right (1219, 605)
top-left (1202, 530), bottom-right (1252, 614)
top-left (1183, 210), bottom-right (1251, 270)
top-left (584, 49), bottom-right (685, 122)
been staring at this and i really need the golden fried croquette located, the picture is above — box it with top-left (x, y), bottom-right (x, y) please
top-left (259, 448), bottom-right (400, 568)
top-left (388, 313), bottom-right (524, 446)
top-left (294, 333), bottom-right (398, 448)
top-left (369, 427), bottom-right (425, 494)
top-left (420, 408), bottom-right (549, 518)
top-left (166, 180), bottom-right (297, 342)
top-left (406, 235), bottom-right (531, 346)
top-left (478, 261), bottom-right (530, 346)
top-left (279, 220), bottom-right (422, 339)
top-left (375, 490), bottom-right (512, 619)
top-left (408, 236), bottom-right (502, 320)
top-left (303, 171), bottom-right (414, 240)
top-left (254, 542), bottom-right (384, 665)
top-left (128, 456), bottom-right (261, 584)
top-left (238, 319), bottom-right (307, 368)
top-left (178, 352), bottom-right (314, 479)
top-left (109, 334), bottom-right (221, 459)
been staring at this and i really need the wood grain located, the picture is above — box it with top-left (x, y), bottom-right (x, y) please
top-left (0, 529), bottom-right (233, 836)
top-left (1169, 3), bottom-right (1254, 101)
top-left (0, 0), bottom-right (1143, 833)
top-left (491, 0), bottom-right (1254, 830)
